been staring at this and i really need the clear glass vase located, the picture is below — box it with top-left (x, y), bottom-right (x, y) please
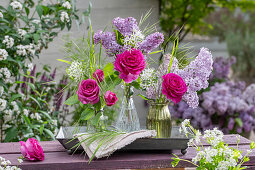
top-left (146, 102), bottom-right (172, 138)
top-left (115, 85), bottom-right (140, 132)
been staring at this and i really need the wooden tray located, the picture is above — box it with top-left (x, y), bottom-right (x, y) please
top-left (56, 126), bottom-right (190, 155)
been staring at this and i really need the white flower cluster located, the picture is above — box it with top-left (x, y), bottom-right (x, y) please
top-left (179, 119), bottom-right (190, 134)
top-left (66, 60), bottom-right (85, 82)
top-left (30, 112), bottom-right (41, 120)
top-left (0, 68), bottom-right (11, 83)
top-left (10, 1), bottom-right (22, 10)
top-left (0, 156), bottom-right (21, 170)
top-left (18, 28), bottom-right (27, 37)
top-left (3, 36), bottom-right (14, 48)
top-left (0, 12), bottom-right (3, 18)
top-left (124, 29), bottom-right (145, 50)
top-left (62, 1), bottom-right (71, 9)
top-left (17, 44), bottom-right (36, 56)
top-left (100, 114), bottom-right (108, 121)
top-left (0, 98), bottom-right (7, 111)
top-left (140, 68), bottom-right (157, 90)
top-left (23, 109), bottom-right (29, 117)
top-left (60, 11), bottom-right (70, 23)
top-left (204, 128), bottom-right (224, 147)
top-left (0, 49), bottom-right (8, 61)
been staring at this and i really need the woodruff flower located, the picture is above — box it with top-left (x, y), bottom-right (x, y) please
top-left (18, 28), bottom-right (27, 37)
top-left (0, 98), bottom-right (7, 111)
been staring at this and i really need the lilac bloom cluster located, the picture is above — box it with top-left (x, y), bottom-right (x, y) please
top-left (170, 101), bottom-right (213, 131)
top-left (93, 17), bottom-right (164, 56)
top-left (93, 31), bottom-right (124, 56)
top-left (210, 56), bottom-right (236, 80)
top-left (171, 80), bottom-right (255, 134)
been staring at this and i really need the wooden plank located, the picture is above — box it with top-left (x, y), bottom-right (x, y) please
top-left (1, 144), bottom-right (254, 170)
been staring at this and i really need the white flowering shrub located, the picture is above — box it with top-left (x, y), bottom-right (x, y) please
top-left (0, 0), bottom-right (90, 142)
top-left (172, 119), bottom-right (255, 169)
top-left (0, 156), bottom-right (21, 170)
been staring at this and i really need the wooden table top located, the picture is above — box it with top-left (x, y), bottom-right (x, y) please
top-left (0, 134), bottom-right (254, 170)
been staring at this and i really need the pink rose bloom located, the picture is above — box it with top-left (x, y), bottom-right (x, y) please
top-left (78, 79), bottom-right (100, 105)
top-left (93, 69), bottom-right (104, 82)
top-left (20, 138), bottom-right (44, 161)
top-left (114, 49), bottom-right (146, 83)
top-left (104, 91), bottom-right (118, 106)
top-left (162, 73), bottom-right (187, 104)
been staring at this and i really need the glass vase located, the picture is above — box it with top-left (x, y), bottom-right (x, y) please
top-left (115, 85), bottom-right (140, 132)
top-left (146, 102), bottom-right (172, 138)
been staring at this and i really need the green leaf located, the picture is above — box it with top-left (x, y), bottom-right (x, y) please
top-left (149, 50), bottom-right (163, 55)
top-left (10, 94), bottom-right (22, 102)
top-left (113, 29), bottom-right (124, 46)
top-left (103, 63), bottom-right (114, 76)
top-left (29, 96), bottom-right (42, 108)
top-left (235, 118), bottom-right (243, 127)
top-left (81, 107), bottom-right (94, 120)
top-left (36, 5), bottom-right (43, 17)
top-left (138, 94), bottom-right (149, 100)
top-left (4, 127), bottom-right (18, 142)
top-left (40, 124), bottom-right (44, 135)
top-left (33, 34), bottom-right (40, 43)
top-left (57, 59), bottom-right (71, 64)
top-left (25, 7), bottom-right (30, 16)
top-left (250, 141), bottom-right (255, 149)
top-left (23, 115), bottom-right (32, 128)
top-left (64, 95), bottom-right (79, 105)
top-left (44, 128), bottom-right (55, 140)
top-left (90, 112), bottom-right (101, 126)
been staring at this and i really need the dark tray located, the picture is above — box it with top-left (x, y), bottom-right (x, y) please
top-left (56, 126), bottom-right (190, 155)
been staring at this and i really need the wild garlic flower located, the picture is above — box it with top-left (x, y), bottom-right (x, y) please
top-left (3, 36), bottom-right (14, 48)
top-left (16, 45), bottom-right (27, 56)
top-left (17, 28), bottom-right (27, 37)
top-left (66, 60), bottom-right (85, 82)
top-left (31, 113), bottom-right (41, 120)
top-left (11, 101), bottom-right (19, 112)
top-left (10, 1), bottom-right (23, 10)
top-left (123, 29), bottom-right (145, 50)
top-left (140, 68), bottom-right (157, 90)
top-left (0, 98), bottom-right (7, 111)
top-left (0, 49), bottom-right (8, 61)
top-left (0, 12), bottom-right (3, 18)
top-left (60, 11), bottom-right (70, 23)
top-left (0, 156), bottom-right (21, 170)
top-left (62, 1), bottom-right (71, 9)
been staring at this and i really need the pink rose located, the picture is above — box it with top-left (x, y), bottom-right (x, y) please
top-left (78, 79), bottom-right (100, 105)
top-left (162, 73), bottom-right (187, 104)
top-left (93, 69), bottom-right (104, 82)
top-left (114, 49), bottom-right (146, 83)
top-left (20, 138), bottom-right (44, 161)
top-left (104, 91), bottom-right (118, 106)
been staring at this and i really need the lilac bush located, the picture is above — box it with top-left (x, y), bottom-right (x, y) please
top-left (171, 56), bottom-right (255, 134)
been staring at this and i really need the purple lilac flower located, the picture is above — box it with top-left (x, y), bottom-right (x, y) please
top-left (112, 17), bottom-right (138, 36)
top-left (243, 84), bottom-right (255, 105)
top-left (138, 32), bottom-right (164, 54)
top-left (210, 56), bottom-right (236, 80)
top-left (93, 31), bottom-right (124, 56)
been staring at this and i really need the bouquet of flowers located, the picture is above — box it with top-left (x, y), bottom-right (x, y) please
top-left (172, 119), bottom-right (255, 170)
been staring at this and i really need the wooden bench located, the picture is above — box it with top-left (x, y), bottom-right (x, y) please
top-left (0, 135), bottom-right (254, 169)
